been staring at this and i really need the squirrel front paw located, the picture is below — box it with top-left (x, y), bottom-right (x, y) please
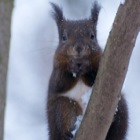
top-left (63, 131), bottom-right (73, 140)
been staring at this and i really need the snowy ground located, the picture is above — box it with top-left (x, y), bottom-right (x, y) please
top-left (5, 0), bottom-right (140, 140)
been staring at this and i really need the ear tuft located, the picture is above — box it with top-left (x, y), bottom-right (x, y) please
top-left (50, 3), bottom-right (63, 26)
top-left (91, 1), bottom-right (101, 25)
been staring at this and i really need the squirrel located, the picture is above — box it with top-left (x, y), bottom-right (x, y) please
top-left (47, 2), bottom-right (128, 140)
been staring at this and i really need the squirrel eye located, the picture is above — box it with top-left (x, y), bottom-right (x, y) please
top-left (90, 33), bottom-right (95, 40)
top-left (62, 33), bottom-right (68, 42)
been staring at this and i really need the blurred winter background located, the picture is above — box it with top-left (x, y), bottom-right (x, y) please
top-left (4, 0), bottom-right (140, 140)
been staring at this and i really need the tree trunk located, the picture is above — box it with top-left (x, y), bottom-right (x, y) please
top-left (0, 0), bottom-right (13, 139)
top-left (75, 0), bottom-right (140, 140)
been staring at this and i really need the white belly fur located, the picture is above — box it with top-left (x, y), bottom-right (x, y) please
top-left (61, 80), bottom-right (92, 113)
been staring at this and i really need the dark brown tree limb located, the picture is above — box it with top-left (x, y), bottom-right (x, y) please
top-left (0, 0), bottom-right (13, 139)
top-left (75, 0), bottom-right (140, 140)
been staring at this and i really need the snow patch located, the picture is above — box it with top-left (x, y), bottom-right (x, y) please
top-left (72, 72), bottom-right (77, 78)
top-left (115, 105), bottom-right (119, 115)
top-left (71, 115), bottom-right (83, 137)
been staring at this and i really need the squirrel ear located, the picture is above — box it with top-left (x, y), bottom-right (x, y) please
top-left (51, 3), bottom-right (63, 27)
top-left (91, 2), bottom-right (101, 25)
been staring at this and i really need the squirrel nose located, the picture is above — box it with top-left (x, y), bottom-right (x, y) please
top-left (75, 46), bottom-right (83, 54)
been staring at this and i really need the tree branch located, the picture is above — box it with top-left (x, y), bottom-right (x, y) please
top-left (0, 0), bottom-right (13, 139)
top-left (75, 0), bottom-right (140, 139)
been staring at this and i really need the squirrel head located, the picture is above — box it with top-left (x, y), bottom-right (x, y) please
top-left (51, 2), bottom-right (101, 75)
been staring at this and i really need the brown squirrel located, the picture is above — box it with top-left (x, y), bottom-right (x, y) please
top-left (47, 2), bottom-right (128, 140)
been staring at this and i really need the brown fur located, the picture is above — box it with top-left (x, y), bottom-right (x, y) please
top-left (47, 2), bottom-right (128, 140)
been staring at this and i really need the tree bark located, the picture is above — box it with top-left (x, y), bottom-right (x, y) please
top-left (75, 0), bottom-right (140, 140)
top-left (0, 0), bottom-right (13, 139)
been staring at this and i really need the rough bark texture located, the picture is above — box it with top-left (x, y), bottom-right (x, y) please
top-left (0, 0), bottom-right (13, 139)
top-left (75, 0), bottom-right (140, 140)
